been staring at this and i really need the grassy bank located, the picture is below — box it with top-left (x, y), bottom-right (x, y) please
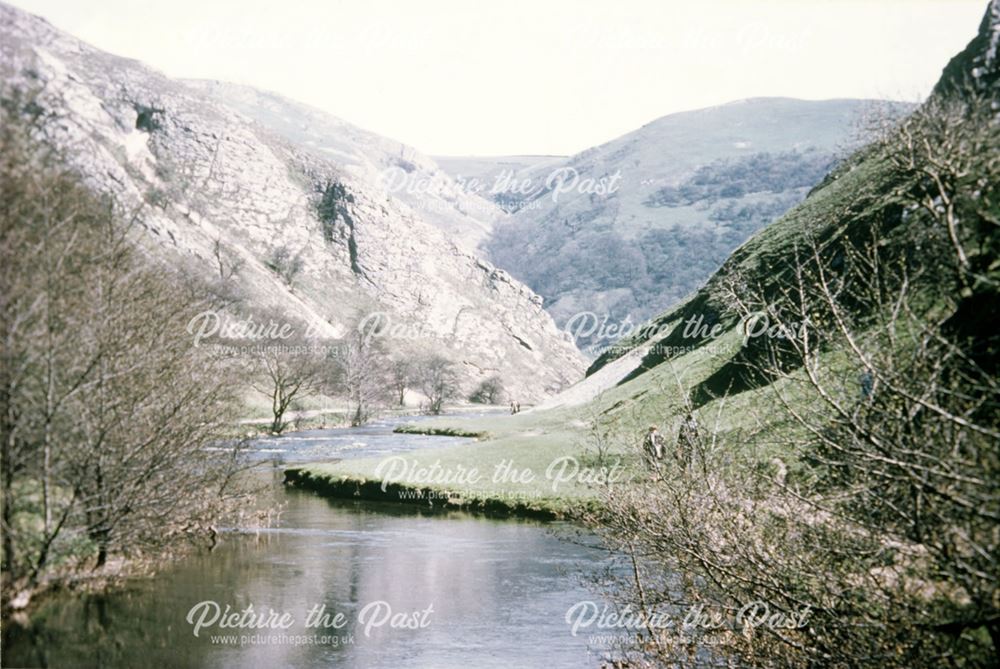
top-left (282, 324), bottom-right (805, 519)
top-left (282, 466), bottom-right (587, 520)
top-left (282, 400), bottom-right (623, 518)
top-left (392, 424), bottom-right (490, 438)
top-left (282, 416), bottom-right (604, 518)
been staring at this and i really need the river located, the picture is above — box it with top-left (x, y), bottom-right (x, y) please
top-left (2, 416), bottom-right (614, 668)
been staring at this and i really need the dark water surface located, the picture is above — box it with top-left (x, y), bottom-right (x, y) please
top-left (3, 418), bottom-right (611, 669)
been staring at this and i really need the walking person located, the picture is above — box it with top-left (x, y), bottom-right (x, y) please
top-left (642, 425), bottom-right (665, 478)
top-left (676, 412), bottom-right (699, 467)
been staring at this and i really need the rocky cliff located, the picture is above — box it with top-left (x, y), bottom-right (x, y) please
top-left (0, 2), bottom-right (585, 401)
top-left (184, 79), bottom-right (502, 253)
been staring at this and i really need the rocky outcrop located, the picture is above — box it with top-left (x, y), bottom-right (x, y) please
top-left (185, 79), bottom-right (502, 252)
top-left (0, 2), bottom-right (584, 401)
top-left (933, 0), bottom-right (1000, 98)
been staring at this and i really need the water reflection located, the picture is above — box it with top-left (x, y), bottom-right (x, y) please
top-left (4, 421), bottom-right (610, 668)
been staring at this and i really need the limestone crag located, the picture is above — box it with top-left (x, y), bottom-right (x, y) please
top-left (0, 2), bottom-right (584, 401)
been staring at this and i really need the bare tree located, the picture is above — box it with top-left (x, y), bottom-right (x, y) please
top-left (388, 356), bottom-right (413, 407)
top-left (328, 314), bottom-right (391, 426)
top-left (1, 88), bottom-right (252, 609)
top-left (252, 342), bottom-right (324, 434)
top-left (414, 354), bottom-right (460, 415)
top-left (586, 87), bottom-right (1000, 666)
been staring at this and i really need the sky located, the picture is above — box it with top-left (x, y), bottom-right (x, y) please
top-left (8, 0), bottom-right (988, 156)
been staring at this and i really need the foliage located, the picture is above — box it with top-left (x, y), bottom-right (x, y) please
top-left (0, 89), bottom-right (251, 608)
top-left (315, 180), bottom-right (356, 244)
top-left (643, 148), bottom-right (837, 208)
top-left (488, 149), bottom-right (836, 352)
top-left (587, 86), bottom-right (1000, 667)
top-left (265, 244), bottom-right (304, 287)
top-left (469, 375), bottom-right (505, 404)
top-left (414, 355), bottom-right (460, 414)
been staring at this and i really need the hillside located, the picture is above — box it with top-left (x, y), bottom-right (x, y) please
top-left (0, 2), bottom-right (585, 402)
top-left (291, 7), bottom-right (999, 664)
top-left (474, 98), bottom-right (913, 354)
top-left (186, 80), bottom-right (503, 252)
top-left (433, 154), bottom-right (565, 212)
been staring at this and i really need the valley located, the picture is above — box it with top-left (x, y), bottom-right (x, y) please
top-left (1, 1), bottom-right (997, 667)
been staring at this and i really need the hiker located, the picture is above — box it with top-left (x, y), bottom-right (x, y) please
top-left (677, 412), bottom-right (699, 465)
top-left (642, 425), bottom-right (664, 468)
top-left (859, 370), bottom-right (874, 400)
top-left (514, 401), bottom-right (521, 414)
top-left (510, 401), bottom-right (517, 415)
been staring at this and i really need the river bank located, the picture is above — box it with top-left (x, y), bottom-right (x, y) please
top-left (281, 409), bottom-right (636, 520)
top-left (3, 461), bottom-right (610, 669)
top-left (283, 466), bottom-right (570, 520)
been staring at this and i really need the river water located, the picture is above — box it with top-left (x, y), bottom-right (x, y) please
top-left (2, 417), bottom-right (614, 668)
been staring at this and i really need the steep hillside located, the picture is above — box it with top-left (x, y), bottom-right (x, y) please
top-left (578, 14), bottom-right (998, 388)
top-left (186, 80), bottom-right (502, 252)
top-left (481, 98), bottom-right (912, 353)
top-left (382, 1), bottom-right (999, 474)
top-left (0, 2), bottom-right (585, 401)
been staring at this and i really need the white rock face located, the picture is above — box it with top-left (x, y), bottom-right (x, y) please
top-left (0, 2), bottom-right (585, 401)
top-left (185, 79), bottom-right (502, 253)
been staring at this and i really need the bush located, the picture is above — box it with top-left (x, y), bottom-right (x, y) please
top-left (469, 376), bottom-right (505, 404)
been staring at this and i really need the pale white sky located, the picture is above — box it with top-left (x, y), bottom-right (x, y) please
top-left (9, 0), bottom-right (987, 156)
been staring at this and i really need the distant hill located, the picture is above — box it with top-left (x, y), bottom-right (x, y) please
top-left (442, 98), bottom-right (913, 354)
top-left (576, 18), bottom-right (996, 391)
top-left (433, 155), bottom-right (565, 212)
